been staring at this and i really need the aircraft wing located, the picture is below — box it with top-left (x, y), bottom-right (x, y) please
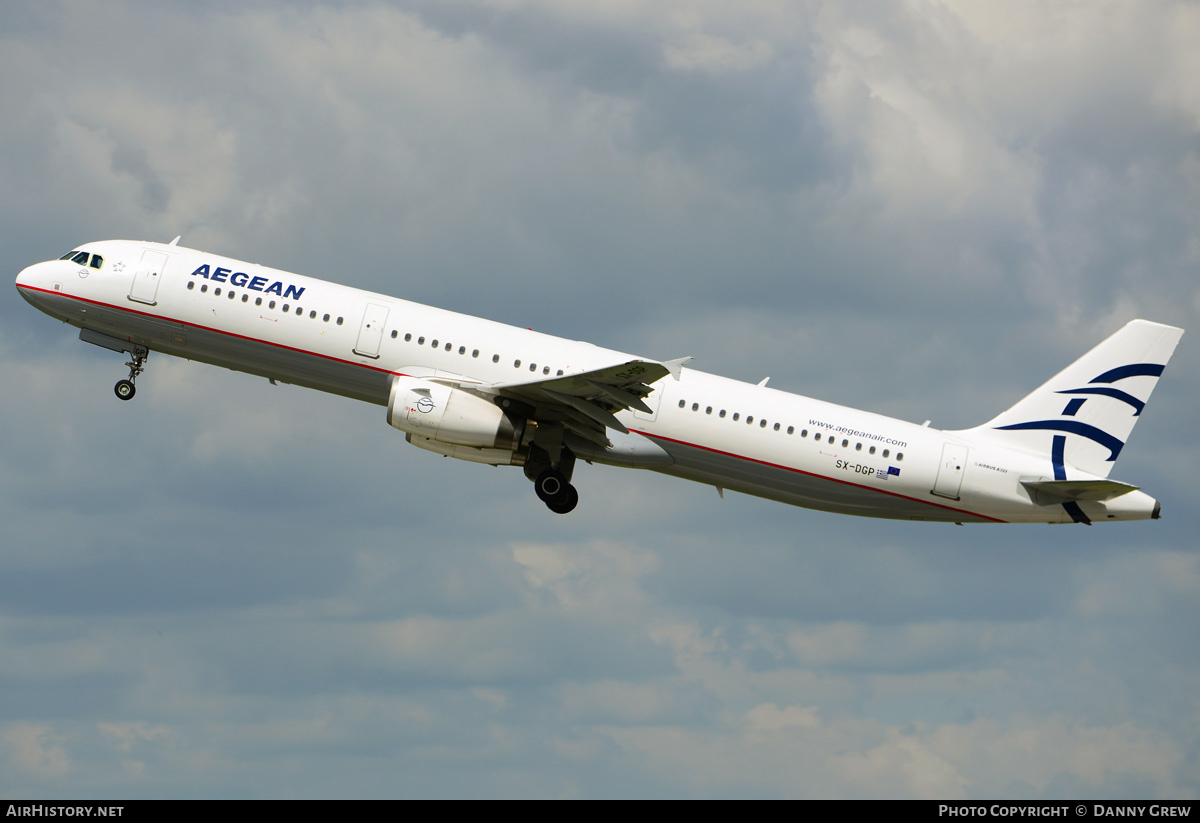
top-left (429, 357), bottom-right (691, 446)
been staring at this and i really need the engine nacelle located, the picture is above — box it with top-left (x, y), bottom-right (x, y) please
top-left (387, 376), bottom-right (523, 450)
top-left (406, 434), bottom-right (527, 466)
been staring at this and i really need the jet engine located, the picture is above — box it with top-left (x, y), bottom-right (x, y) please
top-left (387, 376), bottom-right (524, 450)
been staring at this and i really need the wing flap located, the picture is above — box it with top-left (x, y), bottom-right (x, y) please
top-left (543, 388), bottom-right (629, 433)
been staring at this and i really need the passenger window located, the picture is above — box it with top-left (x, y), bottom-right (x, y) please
top-left (842, 439), bottom-right (848, 447)
top-left (269, 300), bottom-right (276, 309)
top-left (855, 442), bottom-right (862, 451)
top-left (543, 366), bottom-right (550, 375)
top-left (337, 317), bottom-right (343, 325)
top-left (459, 346), bottom-right (466, 355)
top-left (187, 281), bottom-right (194, 290)
top-left (746, 416), bottom-right (753, 424)
top-left (679, 400), bottom-right (686, 408)
top-left (296, 307), bottom-right (302, 315)
top-left (472, 349), bottom-right (479, 357)
top-left (215, 288), bottom-right (222, 296)
top-left (445, 343), bottom-right (452, 351)
top-left (557, 370), bottom-right (564, 376)
top-left (282, 304), bottom-right (289, 312)
top-left (733, 413), bottom-right (740, 421)
top-left (691, 403), bottom-right (699, 411)
top-left (773, 422), bottom-right (780, 431)
top-left (243, 294), bottom-right (249, 303)
top-left (418, 337), bottom-right (425, 345)
top-left (514, 360), bottom-right (521, 368)
top-left (431, 339), bottom-right (438, 347)
top-left (406, 333), bottom-right (412, 341)
top-left (200, 285), bottom-right (208, 293)
top-left (828, 436), bottom-right (835, 444)
top-left (706, 407), bottom-right (713, 414)
top-left (787, 426), bottom-right (794, 435)
top-left (311, 311), bottom-right (317, 319)
top-left (256, 297), bottom-right (263, 306)
top-left (530, 363), bottom-right (537, 371)
top-left (719, 410), bottom-right (726, 418)
top-left (229, 291), bottom-right (236, 300)
top-left (897, 453), bottom-right (904, 461)
top-left (882, 449), bottom-right (890, 458)
top-left (492, 354), bottom-right (500, 363)
top-left (869, 446), bottom-right (876, 454)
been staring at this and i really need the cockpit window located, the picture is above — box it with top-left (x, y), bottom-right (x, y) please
top-left (59, 250), bottom-right (103, 268)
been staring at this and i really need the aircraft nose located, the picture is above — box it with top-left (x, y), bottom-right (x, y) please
top-left (15, 263), bottom-right (35, 292)
top-left (15, 261), bottom-right (51, 305)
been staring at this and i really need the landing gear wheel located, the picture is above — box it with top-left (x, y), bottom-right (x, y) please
top-left (534, 469), bottom-right (569, 505)
top-left (114, 345), bottom-right (148, 402)
top-left (546, 484), bottom-right (579, 515)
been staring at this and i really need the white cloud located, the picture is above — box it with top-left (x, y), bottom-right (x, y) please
top-left (0, 723), bottom-right (70, 780)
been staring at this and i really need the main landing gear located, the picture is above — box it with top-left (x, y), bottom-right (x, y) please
top-left (525, 436), bottom-right (579, 514)
top-left (114, 346), bottom-right (148, 401)
top-left (534, 468), bottom-right (579, 514)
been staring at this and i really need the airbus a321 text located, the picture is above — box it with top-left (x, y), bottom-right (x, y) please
top-left (16, 239), bottom-right (1184, 523)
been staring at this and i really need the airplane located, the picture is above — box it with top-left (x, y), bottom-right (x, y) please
top-left (15, 238), bottom-right (1184, 523)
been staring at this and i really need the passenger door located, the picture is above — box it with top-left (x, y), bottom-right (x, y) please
top-left (128, 249), bottom-right (167, 305)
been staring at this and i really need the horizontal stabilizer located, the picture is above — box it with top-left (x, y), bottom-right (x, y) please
top-left (1021, 477), bottom-right (1139, 505)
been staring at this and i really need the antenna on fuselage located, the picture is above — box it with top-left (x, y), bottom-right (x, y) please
top-left (168, 235), bottom-right (181, 246)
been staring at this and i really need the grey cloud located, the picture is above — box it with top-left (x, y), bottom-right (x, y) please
top-left (1, 0), bottom-right (1197, 799)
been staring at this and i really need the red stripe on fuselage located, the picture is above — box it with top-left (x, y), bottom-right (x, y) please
top-left (17, 284), bottom-right (399, 376)
top-left (630, 429), bottom-right (1007, 523)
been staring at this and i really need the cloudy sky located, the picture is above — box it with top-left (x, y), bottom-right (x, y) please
top-left (2, 0), bottom-right (1198, 799)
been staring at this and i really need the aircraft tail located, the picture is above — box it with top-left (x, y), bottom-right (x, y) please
top-left (966, 319), bottom-right (1183, 478)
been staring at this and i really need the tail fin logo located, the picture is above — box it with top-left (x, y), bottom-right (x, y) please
top-left (993, 362), bottom-right (1165, 464)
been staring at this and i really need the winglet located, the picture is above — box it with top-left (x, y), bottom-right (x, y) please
top-left (662, 356), bottom-right (693, 381)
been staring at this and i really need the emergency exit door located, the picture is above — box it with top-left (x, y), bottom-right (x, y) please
top-left (932, 442), bottom-right (968, 500)
top-left (353, 303), bottom-right (390, 358)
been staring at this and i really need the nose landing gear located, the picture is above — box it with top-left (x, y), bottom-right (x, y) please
top-left (113, 346), bottom-right (148, 401)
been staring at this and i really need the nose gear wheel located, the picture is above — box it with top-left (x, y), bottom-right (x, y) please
top-left (114, 346), bottom-right (148, 401)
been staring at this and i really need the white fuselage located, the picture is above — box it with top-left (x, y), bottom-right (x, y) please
top-left (15, 240), bottom-right (1165, 523)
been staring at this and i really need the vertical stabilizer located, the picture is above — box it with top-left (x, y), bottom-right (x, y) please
top-left (966, 320), bottom-right (1183, 478)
